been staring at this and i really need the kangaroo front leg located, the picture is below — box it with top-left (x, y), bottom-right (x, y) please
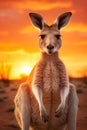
top-left (55, 86), bottom-right (69, 117)
top-left (55, 60), bottom-right (69, 117)
top-left (32, 86), bottom-right (49, 122)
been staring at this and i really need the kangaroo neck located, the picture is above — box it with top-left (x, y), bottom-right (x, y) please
top-left (41, 52), bottom-right (59, 62)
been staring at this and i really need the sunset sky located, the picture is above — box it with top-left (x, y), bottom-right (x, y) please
top-left (0, 0), bottom-right (87, 79)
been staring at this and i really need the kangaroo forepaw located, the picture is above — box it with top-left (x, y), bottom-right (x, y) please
top-left (55, 104), bottom-right (64, 117)
top-left (40, 108), bottom-right (49, 123)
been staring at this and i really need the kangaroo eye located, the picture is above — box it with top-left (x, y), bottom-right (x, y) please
top-left (40, 34), bottom-right (46, 39)
top-left (55, 35), bottom-right (61, 39)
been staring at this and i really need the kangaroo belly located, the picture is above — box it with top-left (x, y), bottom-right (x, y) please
top-left (30, 62), bottom-right (68, 130)
top-left (42, 62), bottom-right (60, 117)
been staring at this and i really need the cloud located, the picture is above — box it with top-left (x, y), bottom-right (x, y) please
top-left (20, 26), bottom-right (38, 34)
top-left (0, 7), bottom-right (35, 34)
top-left (0, 0), bottom-right (72, 10)
top-left (0, 31), bottom-right (8, 36)
top-left (20, 23), bottom-right (87, 34)
top-left (22, 1), bottom-right (72, 10)
top-left (63, 23), bottom-right (87, 32)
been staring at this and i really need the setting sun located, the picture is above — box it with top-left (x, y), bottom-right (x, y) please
top-left (20, 65), bottom-right (32, 75)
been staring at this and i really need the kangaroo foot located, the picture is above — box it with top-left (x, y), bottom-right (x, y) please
top-left (55, 103), bottom-right (64, 117)
top-left (40, 107), bottom-right (49, 123)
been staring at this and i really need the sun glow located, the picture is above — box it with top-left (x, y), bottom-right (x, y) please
top-left (0, 50), bottom-right (87, 80)
top-left (20, 65), bottom-right (32, 75)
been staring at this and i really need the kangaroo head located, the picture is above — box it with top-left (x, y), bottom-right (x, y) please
top-left (29, 12), bottom-right (72, 55)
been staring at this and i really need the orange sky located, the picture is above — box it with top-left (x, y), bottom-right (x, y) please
top-left (0, 0), bottom-right (87, 79)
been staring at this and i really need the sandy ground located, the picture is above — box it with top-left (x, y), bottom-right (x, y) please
top-left (0, 79), bottom-right (87, 130)
top-left (77, 87), bottom-right (87, 130)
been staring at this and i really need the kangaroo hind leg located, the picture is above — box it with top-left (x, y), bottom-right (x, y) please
top-left (14, 82), bottom-right (31, 130)
top-left (67, 83), bottom-right (78, 130)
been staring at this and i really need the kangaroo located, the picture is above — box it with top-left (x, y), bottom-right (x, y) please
top-left (14, 12), bottom-right (78, 130)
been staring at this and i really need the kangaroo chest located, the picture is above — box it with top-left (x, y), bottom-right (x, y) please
top-left (43, 61), bottom-right (60, 93)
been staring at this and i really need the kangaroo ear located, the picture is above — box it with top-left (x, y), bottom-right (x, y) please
top-left (54, 12), bottom-right (72, 29)
top-left (29, 13), bottom-right (45, 30)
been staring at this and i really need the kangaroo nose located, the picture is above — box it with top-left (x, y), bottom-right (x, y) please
top-left (47, 45), bottom-right (54, 50)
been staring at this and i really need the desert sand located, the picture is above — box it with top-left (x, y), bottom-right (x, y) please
top-left (0, 78), bottom-right (87, 130)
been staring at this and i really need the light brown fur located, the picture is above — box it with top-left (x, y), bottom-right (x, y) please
top-left (14, 12), bottom-right (78, 130)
